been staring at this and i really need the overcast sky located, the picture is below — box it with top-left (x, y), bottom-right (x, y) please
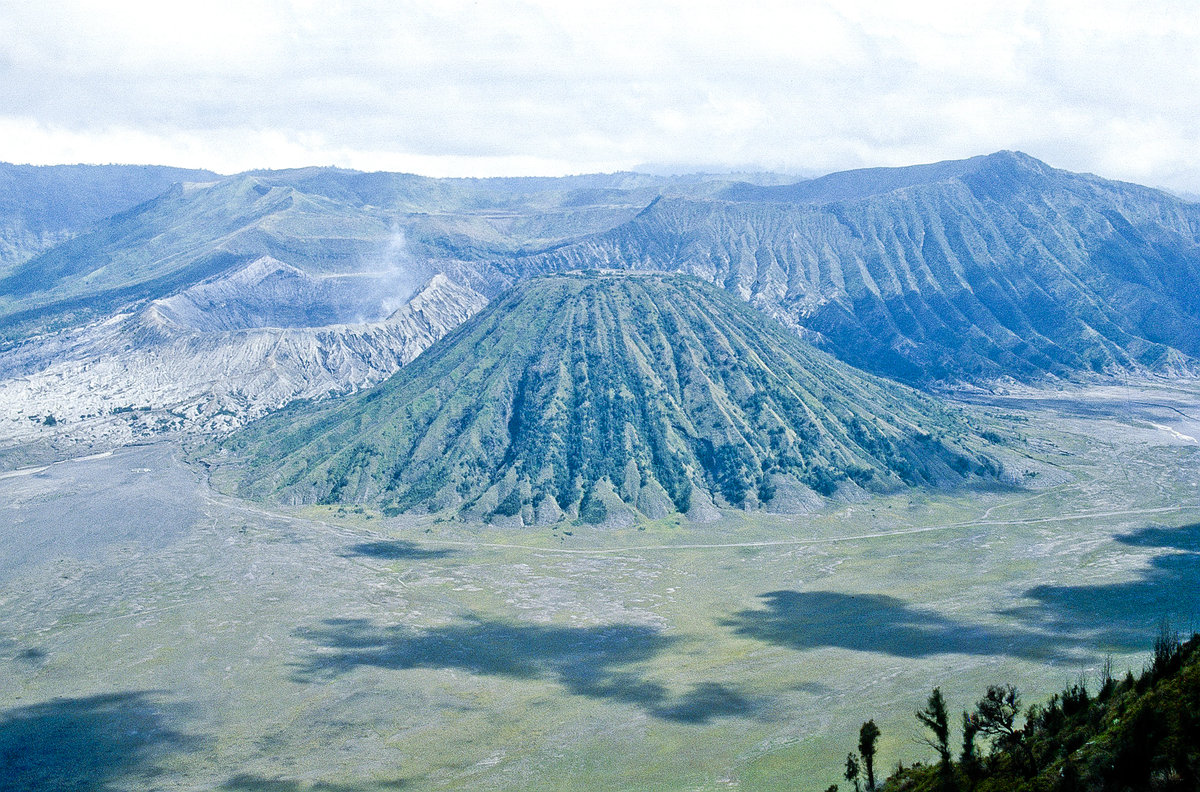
top-left (2, 0), bottom-right (1198, 190)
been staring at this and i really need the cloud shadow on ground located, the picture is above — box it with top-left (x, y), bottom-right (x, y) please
top-left (0, 691), bottom-right (201, 792)
top-left (221, 774), bottom-right (407, 791)
top-left (725, 524), bottom-right (1200, 662)
top-left (723, 590), bottom-right (1056, 660)
top-left (1003, 522), bottom-right (1200, 651)
top-left (0, 639), bottom-right (46, 667)
top-left (14, 647), bottom-right (46, 663)
top-left (293, 616), bottom-right (765, 724)
top-left (342, 539), bottom-right (455, 561)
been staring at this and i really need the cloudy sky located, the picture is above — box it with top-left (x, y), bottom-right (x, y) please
top-left (2, 0), bottom-right (1198, 190)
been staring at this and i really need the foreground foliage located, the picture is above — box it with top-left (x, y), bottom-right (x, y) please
top-left (879, 632), bottom-right (1200, 792)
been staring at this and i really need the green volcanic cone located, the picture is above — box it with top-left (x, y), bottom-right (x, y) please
top-left (224, 272), bottom-right (1006, 524)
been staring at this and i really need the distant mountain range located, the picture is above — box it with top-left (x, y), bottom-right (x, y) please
top-left (497, 152), bottom-right (1200, 383)
top-left (223, 274), bottom-right (1005, 523)
top-left (2, 152), bottom-right (1197, 462)
top-left (0, 167), bottom-right (792, 341)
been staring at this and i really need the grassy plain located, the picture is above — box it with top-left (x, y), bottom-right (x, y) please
top-left (1, 382), bottom-right (1199, 791)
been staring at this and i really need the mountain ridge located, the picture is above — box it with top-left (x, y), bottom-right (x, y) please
top-left (491, 152), bottom-right (1200, 383)
top-left (0, 272), bottom-right (486, 462)
top-left (0, 162), bottom-right (220, 279)
top-left (4, 151), bottom-right (1200, 464)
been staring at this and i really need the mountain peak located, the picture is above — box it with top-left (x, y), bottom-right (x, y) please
top-left (718, 151), bottom-right (1055, 205)
top-left (971, 149), bottom-right (1054, 179)
top-left (984, 149), bottom-right (1043, 166)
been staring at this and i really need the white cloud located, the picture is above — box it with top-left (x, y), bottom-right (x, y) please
top-left (1, 0), bottom-right (1198, 189)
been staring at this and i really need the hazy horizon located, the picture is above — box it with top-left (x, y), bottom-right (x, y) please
top-left (2, 150), bottom-right (1186, 199)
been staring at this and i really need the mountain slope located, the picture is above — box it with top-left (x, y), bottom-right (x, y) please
top-left (0, 169), bottom-right (766, 457)
top-left (0, 175), bottom-right (407, 340)
top-left (0, 167), bottom-right (814, 462)
top-left (7, 152), bottom-right (1198, 470)
top-left (0, 162), bottom-right (218, 274)
top-left (0, 273), bottom-right (485, 460)
top-left (497, 152), bottom-right (1200, 383)
top-left (224, 274), bottom-right (1005, 525)
top-left (879, 632), bottom-right (1200, 791)
top-left (8, 153), bottom-right (1199, 385)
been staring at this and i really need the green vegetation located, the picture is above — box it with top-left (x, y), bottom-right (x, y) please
top-left (844, 631), bottom-right (1200, 792)
top-left (860, 719), bottom-right (882, 791)
top-left (224, 273), bottom-right (1005, 522)
top-left (917, 688), bottom-right (954, 791)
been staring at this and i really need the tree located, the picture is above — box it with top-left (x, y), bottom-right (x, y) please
top-left (972, 684), bottom-right (1035, 777)
top-left (844, 752), bottom-right (861, 792)
top-left (917, 688), bottom-right (953, 790)
top-left (917, 688), bottom-right (951, 763)
top-left (1152, 618), bottom-right (1180, 676)
top-left (974, 685), bottom-right (1018, 736)
top-left (1098, 654), bottom-right (1116, 700)
top-left (858, 720), bottom-right (881, 790)
top-left (960, 710), bottom-right (981, 788)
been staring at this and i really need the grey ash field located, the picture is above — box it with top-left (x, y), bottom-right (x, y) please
top-left (2, 382), bottom-right (1199, 791)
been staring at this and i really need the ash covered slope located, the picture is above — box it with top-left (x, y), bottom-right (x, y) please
top-left (499, 152), bottom-right (1200, 383)
top-left (225, 274), bottom-right (1005, 525)
top-left (0, 175), bottom-right (401, 341)
top-left (0, 272), bottom-right (485, 460)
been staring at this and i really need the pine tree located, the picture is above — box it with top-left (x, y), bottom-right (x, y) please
top-left (917, 688), bottom-right (953, 791)
top-left (858, 720), bottom-right (881, 790)
top-left (844, 752), bottom-right (861, 792)
top-left (959, 709), bottom-right (981, 788)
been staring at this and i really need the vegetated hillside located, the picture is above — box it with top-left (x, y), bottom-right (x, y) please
top-left (498, 152), bottom-right (1200, 384)
top-left (224, 273), bottom-right (1006, 526)
top-left (0, 162), bottom-right (218, 274)
top-left (877, 631), bottom-right (1200, 791)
